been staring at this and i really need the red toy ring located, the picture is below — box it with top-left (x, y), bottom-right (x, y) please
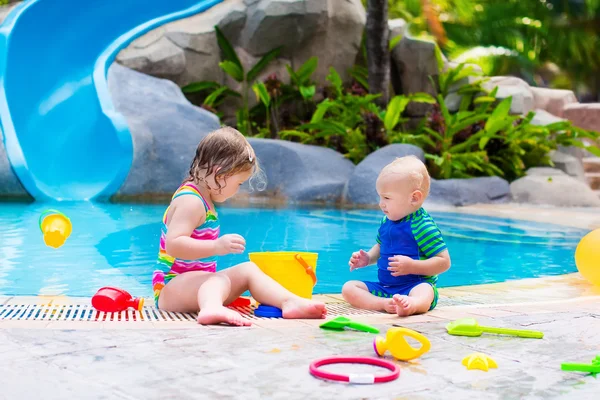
top-left (309, 356), bottom-right (400, 384)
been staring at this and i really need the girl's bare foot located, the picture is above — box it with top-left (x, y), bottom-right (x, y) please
top-left (392, 294), bottom-right (417, 317)
top-left (281, 298), bottom-right (327, 319)
top-left (197, 306), bottom-right (252, 326)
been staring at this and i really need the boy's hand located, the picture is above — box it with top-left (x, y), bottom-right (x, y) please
top-left (349, 249), bottom-right (370, 271)
top-left (387, 255), bottom-right (414, 276)
top-left (215, 234), bottom-right (246, 255)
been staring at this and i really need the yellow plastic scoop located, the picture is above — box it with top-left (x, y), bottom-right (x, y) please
top-left (39, 210), bottom-right (72, 248)
top-left (446, 318), bottom-right (544, 339)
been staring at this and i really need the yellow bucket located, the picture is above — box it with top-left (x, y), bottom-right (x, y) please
top-left (249, 251), bottom-right (318, 299)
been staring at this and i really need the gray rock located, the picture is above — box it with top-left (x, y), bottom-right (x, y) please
top-left (427, 176), bottom-right (511, 206)
top-left (530, 87), bottom-right (577, 118)
top-left (511, 168), bottom-right (600, 207)
top-left (550, 150), bottom-right (585, 181)
top-left (391, 36), bottom-right (439, 117)
top-left (483, 76), bottom-right (534, 115)
top-left (344, 144), bottom-right (425, 204)
top-left (116, 0), bottom-right (365, 87)
top-left (108, 64), bottom-right (221, 197)
top-left (526, 167), bottom-right (566, 177)
top-left (117, 35), bottom-right (187, 81)
top-left (242, 0), bottom-right (325, 55)
top-left (0, 139), bottom-right (30, 199)
top-left (245, 138), bottom-right (355, 202)
top-left (388, 18), bottom-right (407, 42)
top-left (530, 109), bottom-right (564, 126)
top-left (290, 0), bottom-right (365, 84)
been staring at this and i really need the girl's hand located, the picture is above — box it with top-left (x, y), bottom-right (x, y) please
top-left (349, 249), bottom-right (370, 271)
top-left (387, 255), bottom-right (414, 276)
top-left (215, 234), bottom-right (246, 255)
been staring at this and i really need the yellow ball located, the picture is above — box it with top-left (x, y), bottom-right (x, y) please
top-left (575, 229), bottom-right (600, 286)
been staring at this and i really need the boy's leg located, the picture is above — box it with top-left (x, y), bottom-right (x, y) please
top-left (221, 262), bottom-right (326, 319)
top-left (392, 283), bottom-right (435, 317)
top-left (342, 281), bottom-right (397, 313)
top-left (157, 271), bottom-right (251, 326)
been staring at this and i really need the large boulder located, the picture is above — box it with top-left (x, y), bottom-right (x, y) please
top-left (483, 77), bottom-right (534, 115)
top-left (108, 64), bottom-right (221, 198)
top-left (391, 36), bottom-right (438, 117)
top-left (344, 144), bottom-right (425, 204)
top-left (563, 103), bottom-right (600, 132)
top-left (530, 87), bottom-right (577, 118)
top-left (427, 177), bottom-right (511, 206)
top-left (117, 0), bottom-right (366, 87)
top-left (549, 150), bottom-right (585, 181)
top-left (245, 139), bottom-right (355, 202)
top-left (0, 139), bottom-right (30, 200)
top-left (510, 168), bottom-right (600, 207)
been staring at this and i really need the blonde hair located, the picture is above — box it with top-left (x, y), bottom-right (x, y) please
top-left (186, 126), bottom-right (266, 192)
top-left (380, 155), bottom-right (431, 197)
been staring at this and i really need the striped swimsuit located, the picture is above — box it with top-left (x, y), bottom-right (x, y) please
top-left (152, 183), bottom-right (219, 307)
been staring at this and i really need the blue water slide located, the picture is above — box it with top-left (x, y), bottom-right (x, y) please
top-left (0, 0), bottom-right (222, 201)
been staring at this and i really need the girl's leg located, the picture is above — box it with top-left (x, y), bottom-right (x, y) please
top-left (157, 271), bottom-right (251, 326)
top-left (342, 281), bottom-right (397, 314)
top-left (221, 262), bottom-right (327, 319)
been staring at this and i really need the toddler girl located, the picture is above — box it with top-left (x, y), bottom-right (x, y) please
top-left (152, 127), bottom-right (327, 326)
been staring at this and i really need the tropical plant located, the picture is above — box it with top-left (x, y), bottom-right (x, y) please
top-left (182, 26), bottom-right (281, 135)
top-left (387, 0), bottom-right (600, 99)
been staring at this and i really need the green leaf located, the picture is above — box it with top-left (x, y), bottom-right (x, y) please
top-left (474, 96), bottom-right (496, 104)
top-left (214, 26), bottom-right (242, 71)
top-left (181, 81), bottom-right (221, 93)
top-left (484, 97), bottom-right (513, 136)
top-left (252, 82), bottom-right (271, 107)
top-left (247, 46), bottom-right (282, 82)
top-left (409, 92), bottom-right (436, 104)
top-left (423, 127), bottom-right (445, 142)
top-left (326, 67), bottom-right (343, 97)
top-left (479, 136), bottom-right (490, 150)
top-left (219, 61), bottom-right (244, 82)
top-left (285, 64), bottom-right (298, 85)
top-left (384, 96), bottom-right (411, 131)
top-left (349, 66), bottom-right (369, 90)
top-left (279, 130), bottom-right (312, 142)
top-left (311, 99), bottom-right (335, 123)
top-left (389, 35), bottom-right (403, 51)
top-left (585, 145), bottom-right (600, 157)
top-left (203, 86), bottom-right (228, 107)
top-left (299, 85), bottom-right (316, 101)
top-left (295, 56), bottom-right (318, 84)
top-left (301, 121), bottom-right (348, 136)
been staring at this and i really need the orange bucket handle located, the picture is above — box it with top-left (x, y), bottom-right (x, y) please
top-left (294, 254), bottom-right (317, 286)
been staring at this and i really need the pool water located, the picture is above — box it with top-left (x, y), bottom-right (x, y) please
top-left (0, 202), bottom-right (587, 297)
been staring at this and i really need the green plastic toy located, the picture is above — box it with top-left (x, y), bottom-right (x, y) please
top-left (320, 316), bottom-right (380, 333)
top-left (561, 355), bottom-right (600, 377)
top-left (446, 318), bottom-right (544, 339)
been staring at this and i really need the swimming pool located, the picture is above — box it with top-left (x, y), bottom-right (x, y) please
top-left (0, 202), bottom-right (587, 297)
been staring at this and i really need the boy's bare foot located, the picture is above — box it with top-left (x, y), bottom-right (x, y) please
top-left (384, 298), bottom-right (397, 314)
top-left (392, 294), bottom-right (417, 317)
top-left (281, 298), bottom-right (327, 319)
top-left (197, 306), bottom-right (252, 326)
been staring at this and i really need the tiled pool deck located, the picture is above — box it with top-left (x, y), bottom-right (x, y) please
top-left (1, 204), bottom-right (599, 399)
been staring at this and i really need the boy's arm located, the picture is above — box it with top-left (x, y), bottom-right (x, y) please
top-left (366, 243), bottom-right (380, 265)
top-left (410, 250), bottom-right (451, 275)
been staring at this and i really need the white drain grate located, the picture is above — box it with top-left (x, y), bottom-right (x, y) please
top-left (0, 302), bottom-right (384, 323)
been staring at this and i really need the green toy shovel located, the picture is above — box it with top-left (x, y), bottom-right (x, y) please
top-left (320, 316), bottom-right (380, 333)
top-left (446, 318), bottom-right (544, 339)
top-left (561, 355), bottom-right (600, 377)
